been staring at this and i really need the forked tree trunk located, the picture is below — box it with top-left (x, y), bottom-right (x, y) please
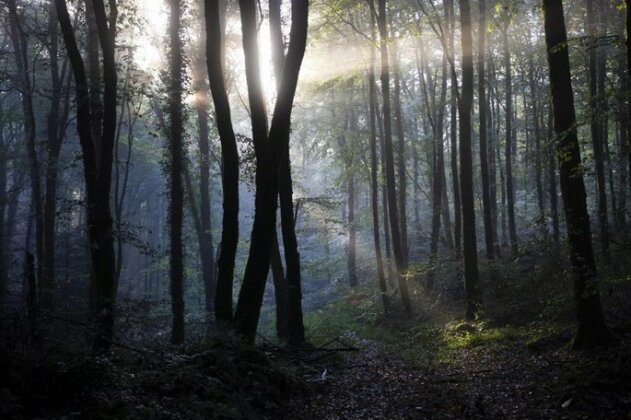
top-left (56, 0), bottom-right (118, 352)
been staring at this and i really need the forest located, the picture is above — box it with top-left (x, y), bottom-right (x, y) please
top-left (1, 0), bottom-right (631, 418)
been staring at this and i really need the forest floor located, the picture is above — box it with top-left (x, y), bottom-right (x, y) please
top-left (276, 264), bottom-right (631, 419)
top-left (2, 253), bottom-right (631, 419)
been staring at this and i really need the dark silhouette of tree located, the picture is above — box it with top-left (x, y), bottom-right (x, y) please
top-left (375, 0), bottom-right (411, 313)
top-left (55, 0), bottom-right (118, 352)
top-left (204, 0), bottom-right (240, 323)
top-left (167, 0), bottom-right (185, 345)
top-left (542, 0), bottom-right (615, 349)
top-left (458, 0), bottom-right (481, 320)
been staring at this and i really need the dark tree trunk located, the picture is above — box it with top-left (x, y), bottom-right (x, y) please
top-left (7, 0), bottom-right (45, 308)
top-left (425, 13), bottom-right (448, 288)
top-left (167, 0), bottom-right (185, 345)
top-left (235, 0), bottom-right (308, 344)
top-left (369, 10), bottom-right (389, 311)
top-left (586, 0), bottom-right (610, 264)
top-left (477, 0), bottom-right (493, 260)
top-left (56, 0), bottom-right (118, 352)
top-left (447, 0), bottom-right (461, 256)
top-left (205, 0), bottom-right (240, 323)
top-left (502, 26), bottom-right (518, 257)
top-left (192, 2), bottom-right (217, 317)
top-left (376, 0), bottom-right (411, 313)
top-left (627, 0), bottom-right (631, 193)
top-left (543, 0), bottom-right (615, 349)
top-left (391, 30), bottom-right (409, 267)
top-left (458, 0), bottom-right (481, 320)
top-left (0, 103), bottom-right (5, 299)
top-left (547, 107), bottom-right (560, 245)
top-left (347, 175), bottom-right (358, 287)
top-left (529, 57), bottom-right (546, 235)
top-left (268, 0), bottom-right (288, 340)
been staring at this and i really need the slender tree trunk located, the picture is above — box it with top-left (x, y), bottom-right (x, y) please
top-left (0, 102), bottom-right (6, 299)
top-left (56, 0), bottom-right (118, 352)
top-left (7, 0), bottom-right (45, 308)
top-left (167, 0), bottom-right (185, 344)
top-left (586, 0), bottom-right (610, 264)
top-left (543, 0), bottom-right (615, 349)
top-left (369, 13), bottom-right (389, 310)
top-left (458, 0), bottom-right (481, 320)
top-left (478, 0), bottom-right (493, 260)
top-left (269, 0), bottom-right (306, 346)
top-left (376, 0), bottom-right (411, 313)
top-left (205, 0), bottom-right (240, 323)
top-left (347, 175), bottom-right (358, 286)
top-left (235, 0), bottom-right (308, 343)
top-left (502, 26), bottom-right (518, 257)
top-left (447, 0), bottom-right (461, 256)
top-left (391, 29), bottom-right (409, 266)
top-left (192, 2), bottom-right (217, 317)
top-left (547, 106), bottom-right (561, 245)
top-left (529, 57), bottom-right (546, 234)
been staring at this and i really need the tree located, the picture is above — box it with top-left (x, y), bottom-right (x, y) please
top-left (458, 0), bottom-right (481, 320)
top-left (375, 0), bottom-right (411, 313)
top-left (55, 0), bottom-right (118, 352)
top-left (500, 12), bottom-right (518, 257)
top-left (204, 0), bottom-right (240, 323)
top-left (368, 7), bottom-right (388, 312)
top-left (234, 0), bottom-right (308, 344)
top-left (167, 0), bottom-right (185, 345)
top-left (542, 0), bottom-right (615, 349)
top-left (586, 0), bottom-right (610, 264)
top-left (477, 0), bottom-right (493, 260)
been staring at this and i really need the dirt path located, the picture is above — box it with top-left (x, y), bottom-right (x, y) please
top-left (281, 332), bottom-right (631, 419)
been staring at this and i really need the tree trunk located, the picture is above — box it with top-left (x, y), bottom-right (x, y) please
top-left (447, 0), bottom-right (461, 256)
top-left (547, 106), bottom-right (561, 245)
top-left (586, 0), bottom-right (610, 264)
top-left (477, 0), bottom-right (493, 260)
top-left (205, 0), bottom-right (240, 323)
top-left (167, 0), bottom-right (185, 344)
top-left (235, 0), bottom-right (308, 344)
top-left (56, 0), bottom-right (118, 352)
top-left (347, 175), bottom-right (358, 287)
top-left (7, 0), bottom-right (45, 308)
top-left (192, 2), bottom-right (217, 317)
top-left (458, 0), bottom-right (481, 321)
top-left (369, 11), bottom-right (389, 311)
top-left (376, 0), bottom-right (411, 313)
top-left (543, 0), bottom-right (615, 349)
top-left (391, 30), bottom-right (409, 266)
top-left (502, 26), bottom-right (518, 257)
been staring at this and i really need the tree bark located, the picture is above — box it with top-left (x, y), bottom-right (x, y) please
top-left (543, 0), bottom-right (615, 349)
